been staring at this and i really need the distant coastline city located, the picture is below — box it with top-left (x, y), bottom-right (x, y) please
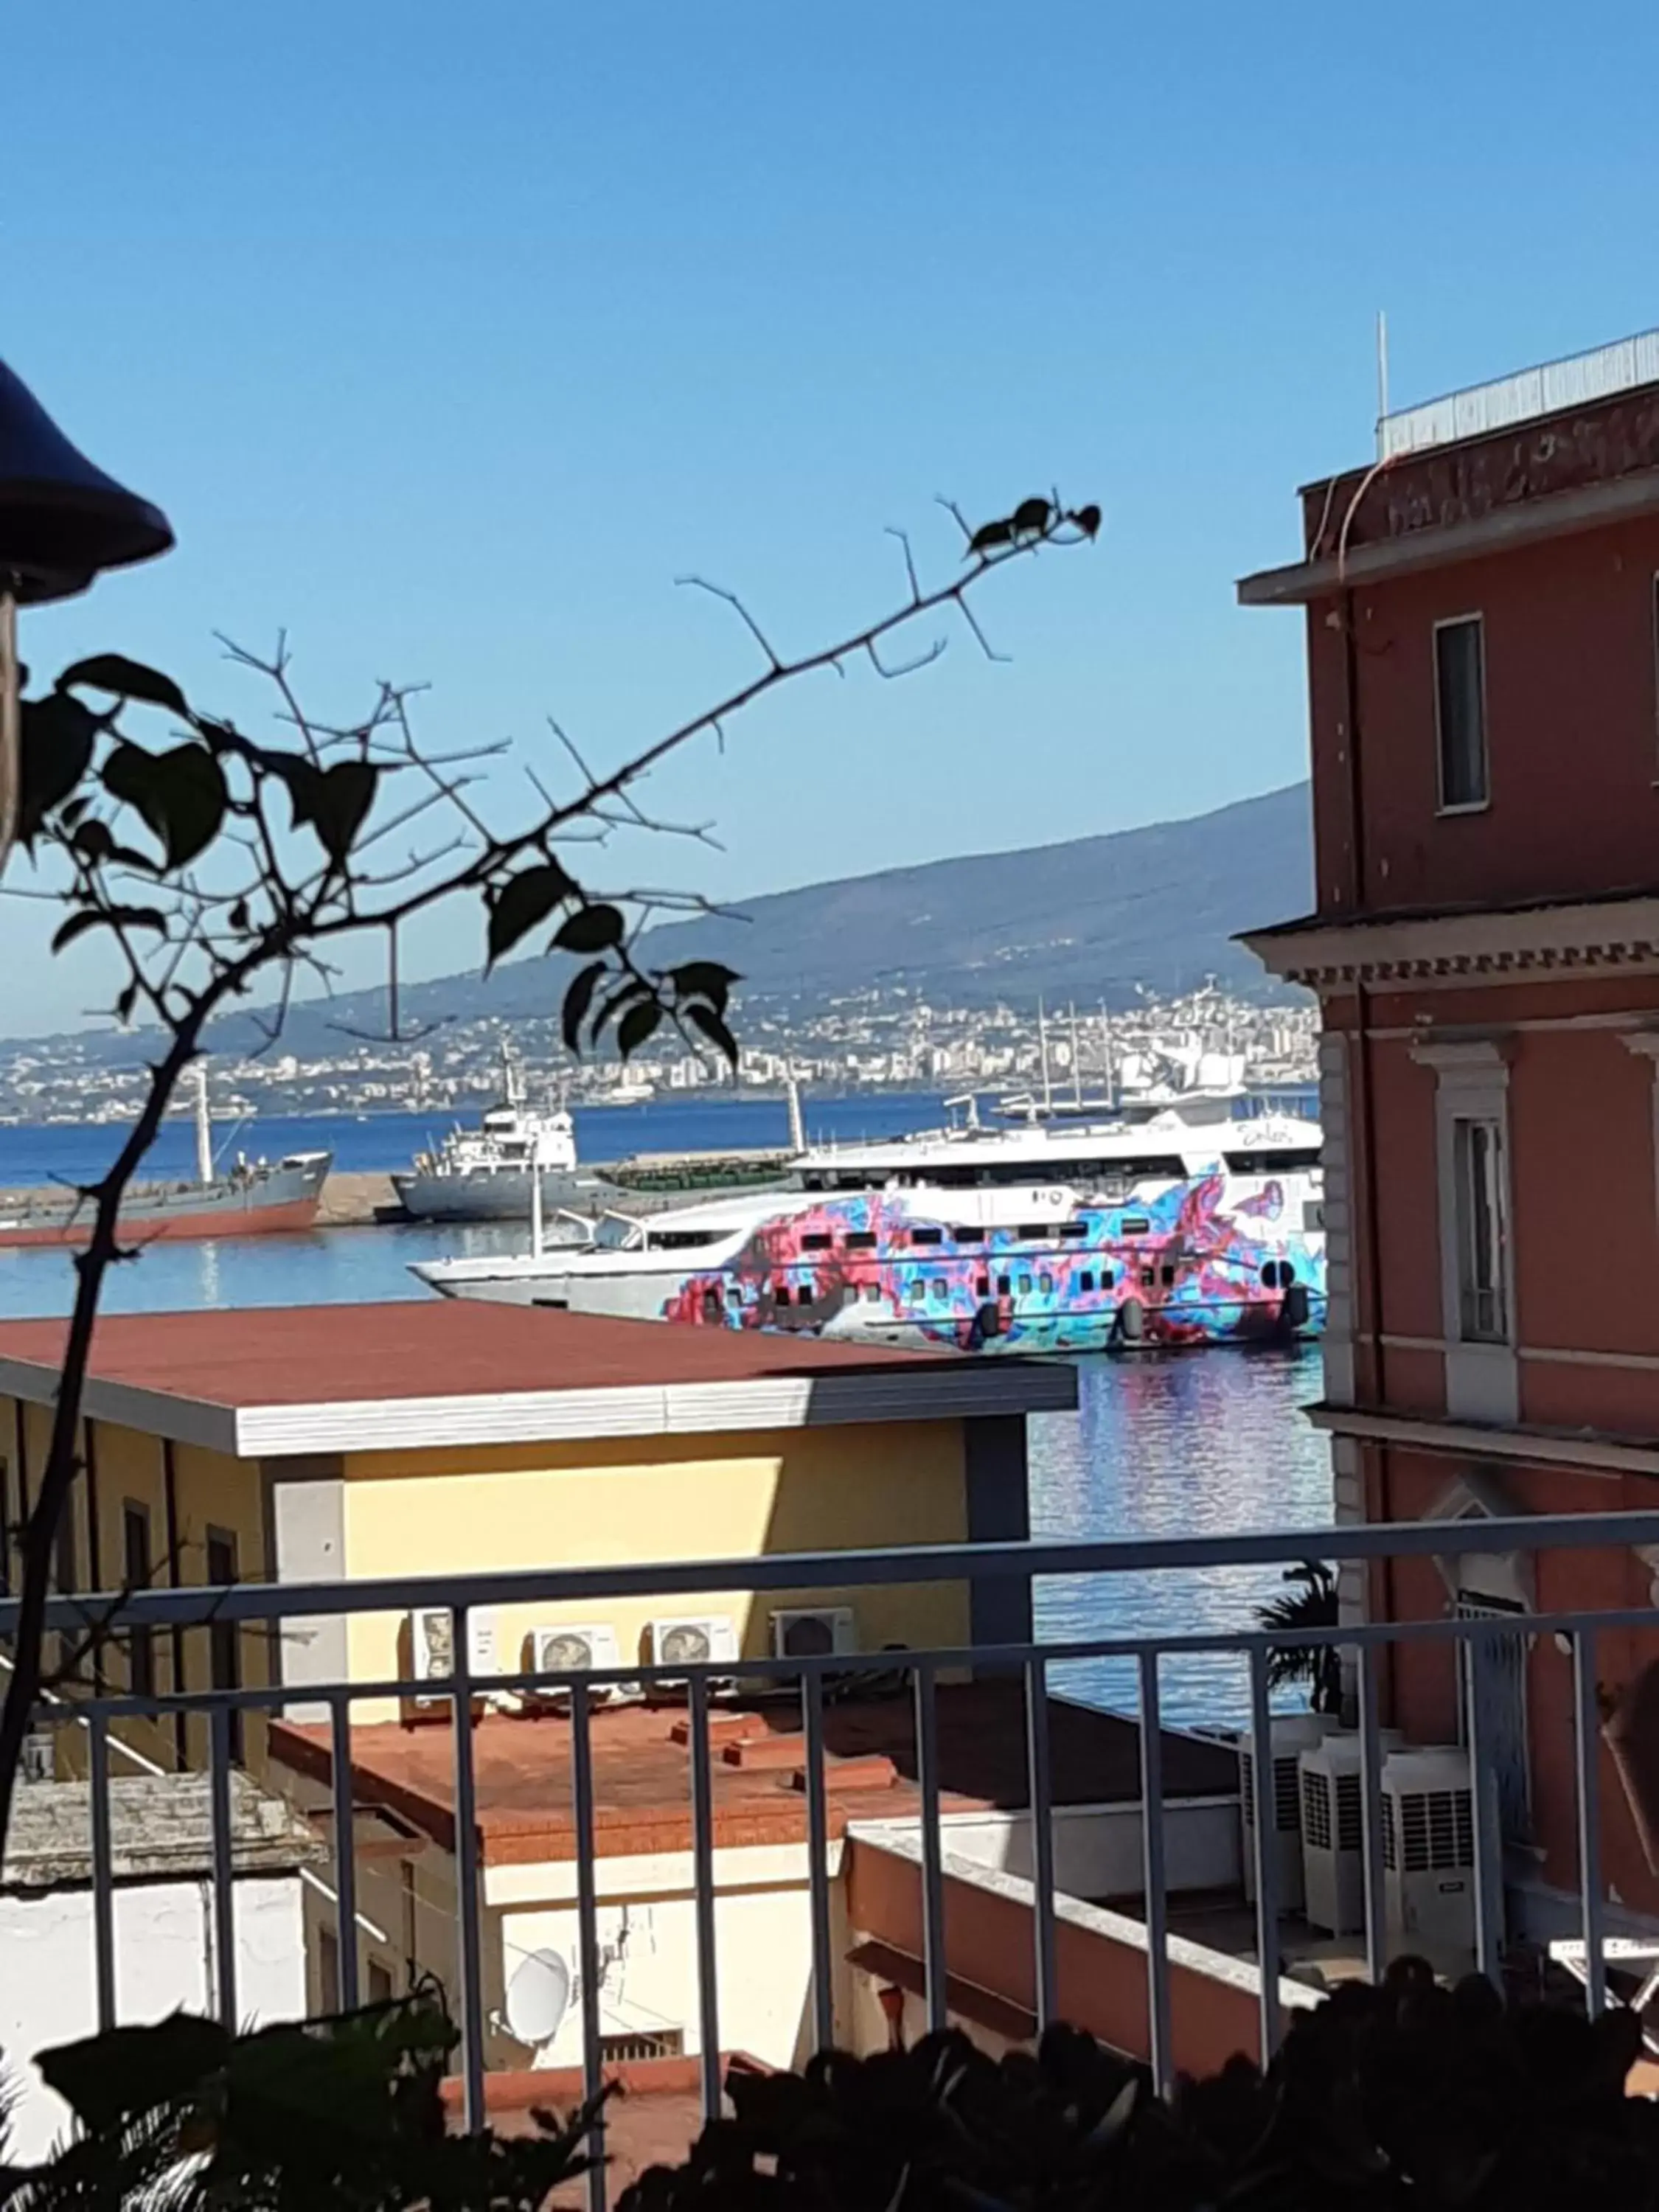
top-left (0, 980), bottom-right (1319, 1125)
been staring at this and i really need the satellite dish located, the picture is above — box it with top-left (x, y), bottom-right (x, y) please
top-left (504, 1947), bottom-right (571, 2048)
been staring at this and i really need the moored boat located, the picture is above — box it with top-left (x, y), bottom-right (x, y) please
top-left (411, 1091), bottom-right (1326, 1352)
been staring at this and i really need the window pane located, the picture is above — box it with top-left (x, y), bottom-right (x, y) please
top-left (1436, 617), bottom-right (1487, 808)
top-left (1455, 1117), bottom-right (1509, 1341)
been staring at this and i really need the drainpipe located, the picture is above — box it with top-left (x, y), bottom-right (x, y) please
top-left (1340, 588), bottom-right (1399, 1702)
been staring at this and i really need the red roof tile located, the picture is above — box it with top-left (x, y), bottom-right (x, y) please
top-left (0, 1300), bottom-right (958, 1411)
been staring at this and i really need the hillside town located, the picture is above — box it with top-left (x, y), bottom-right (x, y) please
top-left (0, 982), bottom-right (1320, 1123)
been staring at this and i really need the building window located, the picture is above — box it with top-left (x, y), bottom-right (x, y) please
top-left (1079, 1271), bottom-right (1094, 1294)
top-left (1453, 1116), bottom-right (1509, 1342)
top-left (1435, 614), bottom-right (1488, 811)
top-left (367, 1959), bottom-right (394, 2006)
top-left (929, 1279), bottom-right (947, 1303)
top-left (1037, 1272), bottom-right (1054, 1294)
top-left (996, 1274), bottom-right (1011, 1297)
top-left (974, 1275), bottom-right (990, 1298)
top-left (123, 1504), bottom-right (155, 1701)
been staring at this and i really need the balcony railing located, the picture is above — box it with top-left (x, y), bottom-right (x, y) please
top-left (6, 1506), bottom-right (1659, 2202)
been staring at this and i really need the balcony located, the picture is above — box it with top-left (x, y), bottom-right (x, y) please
top-left (6, 1507), bottom-right (1659, 2195)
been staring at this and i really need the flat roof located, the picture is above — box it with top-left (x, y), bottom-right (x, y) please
top-left (0, 1301), bottom-right (1076, 1458)
top-left (271, 1681), bottom-right (1238, 1861)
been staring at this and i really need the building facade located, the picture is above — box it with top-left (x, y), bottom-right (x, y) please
top-left (1240, 333), bottom-right (1659, 1944)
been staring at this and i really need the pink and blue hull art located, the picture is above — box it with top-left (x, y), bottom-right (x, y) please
top-left (660, 1176), bottom-right (1326, 1352)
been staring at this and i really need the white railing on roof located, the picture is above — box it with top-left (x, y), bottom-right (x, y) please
top-left (5, 1508), bottom-right (1658, 2202)
top-left (1379, 327), bottom-right (1659, 460)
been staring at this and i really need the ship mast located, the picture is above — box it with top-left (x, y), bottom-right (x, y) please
top-left (1037, 999), bottom-right (1053, 1117)
top-left (193, 1061), bottom-right (213, 1186)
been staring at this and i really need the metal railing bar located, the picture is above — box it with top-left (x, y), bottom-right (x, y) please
top-left (54, 1596), bottom-right (1659, 1731)
top-left (568, 1682), bottom-right (608, 2212)
top-left (1356, 1644), bottom-right (1388, 1983)
top-left (1024, 1655), bottom-right (1057, 2031)
top-left (1248, 1646), bottom-right (1280, 2064)
top-left (1574, 1630), bottom-right (1607, 2018)
top-left (208, 1707), bottom-right (236, 2031)
top-left (88, 1711), bottom-right (116, 2032)
top-left (20, 1509), bottom-right (1659, 1635)
top-left (801, 1672), bottom-right (834, 2055)
top-left (1137, 1649), bottom-right (1172, 2096)
top-left (916, 1663), bottom-right (947, 2034)
top-left (330, 1695), bottom-right (361, 2013)
top-left (686, 1674), bottom-right (722, 2123)
top-left (451, 1609), bottom-right (487, 2133)
top-left (1464, 1638), bottom-right (1505, 1988)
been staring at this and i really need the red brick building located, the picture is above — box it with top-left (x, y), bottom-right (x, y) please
top-left (1239, 332), bottom-right (1659, 1946)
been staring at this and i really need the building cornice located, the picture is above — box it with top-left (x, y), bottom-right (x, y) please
top-left (0, 1357), bottom-right (1079, 1460)
top-left (1305, 1400), bottom-right (1659, 1481)
top-left (1242, 894), bottom-right (1659, 992)
top-left (1236, 465), bottom-right (1659, 608)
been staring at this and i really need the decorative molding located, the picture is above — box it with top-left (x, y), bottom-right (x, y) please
top-left (1306, 1402), bottom-right (1642, 1480)
top-left (1408, 1035), bottom-right (1515, 1074)
top-left (1242, 894), bottom-right (1659, 993)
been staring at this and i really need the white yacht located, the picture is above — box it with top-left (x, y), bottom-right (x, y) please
top-left (411, 1091), bottom-right (1326, 1354)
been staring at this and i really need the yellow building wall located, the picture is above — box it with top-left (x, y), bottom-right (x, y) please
top-left (1, 1398), bottom-right (271, 1781)
top-left (341, 1419), bottom-right (970, 1711)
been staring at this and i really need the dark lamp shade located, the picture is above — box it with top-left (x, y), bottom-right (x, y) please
top-left (0, 358), bottom-right (173, 605)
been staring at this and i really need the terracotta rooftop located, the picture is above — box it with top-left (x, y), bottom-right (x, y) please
top-left (0, 1302), bottom-right (1075, 1457)
top-left (271, 1681), bottom-right (1239, 1861)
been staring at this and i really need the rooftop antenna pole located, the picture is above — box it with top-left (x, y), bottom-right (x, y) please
top-left (1376, 309), bottom-right (1391, 456)
top-left (786, 1069), bottom-right (806, 1155)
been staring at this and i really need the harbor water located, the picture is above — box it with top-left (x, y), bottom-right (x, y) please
top-left (0, 1101), bottom-right (1331, 1728)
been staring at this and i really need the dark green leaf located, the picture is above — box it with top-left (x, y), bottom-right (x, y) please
top-left (57, 653), bottom-right (191, 720)
top-left (686, 1001), bottom-right (740, 1067)
top-left (487, 862), bottom-right (575, 970)
top-left (554, 903), bottom-right (624, 954)
top-left (561, 960), bottom-right (606, 1054)
top-left (115, 981), bottom-right (139, 1024)
top-left (51, 904), bottom-right (168, 955)
top-left (618, 1000), bottom-right (664, 1059)
top-left (671, 960), bottom-right (742, 1013)
top-left (18, 691), bottom-right (98, 843)
top-left (591, 978), bottom-right (647, 1041)
top-left (71, 819), bottom-right (117, 863)
top-left (229, 898), bottom-right (250, 931)
top-left (59, 795), bottom-right (91, 830)
top-left (305, 760), bottom-right (378, 866)
top-left (102, 742), bottom-right (228, 869)
top-left (38, 2011), bottom-right (231, 2131)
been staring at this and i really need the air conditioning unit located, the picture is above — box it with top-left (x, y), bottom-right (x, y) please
top-left (770, 1606), bottom-right (856, 1659)
top-left (408, 1607), bottom-right (498, 1708)
top-left (1382, 1746), bottom-right (1478, 1972)
top-left (642, 1613), bottom-right (740, 1687)
top-left (1239, 1713), bottom-right (1337, 1912)
top-left (1299, 1728), bottom-right (1404, 1935)
top-left (529, 1623), bottom-right (622, 1701)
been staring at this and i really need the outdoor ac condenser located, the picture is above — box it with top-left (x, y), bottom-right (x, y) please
top-left (1239, 1713), bottom-right (1336, 1913)
top-left (1382, 1746), bottom-right (1478, 1972)
top-left (1299, 1728), bottom-right (1403, 1935)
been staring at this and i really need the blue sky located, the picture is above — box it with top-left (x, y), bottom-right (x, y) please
top-left (7, 1), bottom-right (1659, 1035)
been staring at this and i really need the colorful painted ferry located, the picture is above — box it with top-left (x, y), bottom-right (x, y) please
top-left (412, 1092), bottom-right (1326, 1353)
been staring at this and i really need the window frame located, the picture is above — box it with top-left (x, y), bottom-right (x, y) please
top-left (122, 1502), bottom-right (156, 1702)
top-left (1433, 611), bottom-right (1490, 815)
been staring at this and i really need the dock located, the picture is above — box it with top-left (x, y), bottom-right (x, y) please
top-left (314, 1172), bottom-right (403, 1226)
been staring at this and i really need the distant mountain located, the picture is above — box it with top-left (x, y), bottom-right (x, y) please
top-left (188, 782), bottom-right (1312, 1057)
